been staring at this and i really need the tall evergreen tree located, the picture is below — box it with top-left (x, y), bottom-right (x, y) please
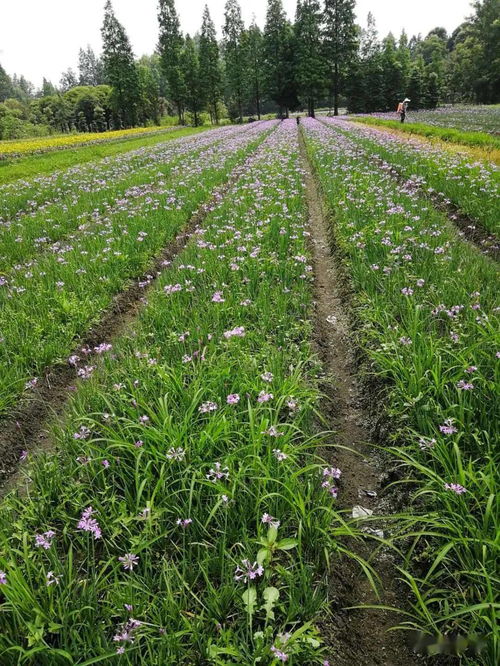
top-left (182, 35), bottom-right (203, 126)
top-left (263, 0), bottom-right (296, 117)
top-left (295, 0), bottom-right (325, 117)
top-left (78, 46), bottom-right (105, 86)
top-left (223, 0), bottom-right (245, 122)
top-left (101, 0), bottom-right (140, 127)
top-left (199, 5), bottom-right (222, 124)
top-left (407, 59), bottom-right (425, 109)
top-left (60, 68), bottom-right (79, 92)
top-left (323, 0), bottom-right (358, 115)
top-left (242, 19), bottom-right (264, 119)
top-left (158, 0), bottom-right (185, 123)
top-left (381, 33), bottom-right (404, 109)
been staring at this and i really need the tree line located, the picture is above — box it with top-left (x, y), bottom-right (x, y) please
top-left (0, 0), bottom-right (498, 139)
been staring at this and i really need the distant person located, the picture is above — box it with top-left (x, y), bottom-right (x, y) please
top-left (397, 98), bottom-right (410, 123)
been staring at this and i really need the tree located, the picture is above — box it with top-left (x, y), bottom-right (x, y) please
top-left (323, 0), bottom-right (358, 115)
top-left (101, 0), bottom-right (140, 127)
top-left (263, 0), bottom-right (297, 117)
top-left (78, 46), bottom-right (105, 86)
top-left (0, 64), bottom-right (13, 102)
top-left (424, 71), bottom-right (440, 108)
top-left (223, 0), bottom-right (245, 122)
top-left (199, 5), bottom-right (222, 124)
top-left (182, 35), bottom-right (203, 126)
top-left (295, 0), bottom-right (325, 117)
top-left (41, 78), bottom-right (57, 97)
top-left (60, 68), bottom-right (79, 93)
top-left (137, 64), bottom-right (161, 125)
top-left (470, 0), bottom-right (500, 102)
top-left (158, 0), bottom-right (185, 123)
top-left (381, 33), bottom-right (404, 109)
top-left (242, 20), bottom-right (264, 119)
top-left (407, 60), bottom-right (425, 109)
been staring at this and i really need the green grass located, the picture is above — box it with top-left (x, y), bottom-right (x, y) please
top-left (350, 116), bottom-right (500, 151)
top-left (0, 127), bottom-right (209, 184)
top-left (0, 120), bottom-right (359, 664)
top-left (303, 117), bottom-right (499, 665)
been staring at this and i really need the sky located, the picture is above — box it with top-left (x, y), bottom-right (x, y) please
top-left (0, 0), bottom-right (474, 88)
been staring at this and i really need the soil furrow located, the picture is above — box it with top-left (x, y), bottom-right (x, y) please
top-left (299, 129), bottom-right (422, 666)
top-left (0, 148), bottom-right (259, 494)
top-left (318, 118), bottom-right (499, 261)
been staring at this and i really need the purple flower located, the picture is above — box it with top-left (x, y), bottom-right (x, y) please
top-left (20, 450), bottom-right (28, 461)
top-left (166, 447), bottom-right (185, 461)
top-left (457, 380), bottom-right (474, 390)
top-left (0, 571), bottom-right (6, 585)
top-left (207, 462), bottom-right (229, 483)
top-left (94, 343), bottom-right (112, 354)
top-left (439, 419), bottom-right (458, 435)
top-left (212, 291), bottom-right (225, 303)
top-left (45, 571), bottom-right (61, 586)
top-left (262, 513), bottom-right (280, 528)
top-left (271, 646), bottom-right (289, 662)
top-left (261, 371), bottom-right (274, 383)
top-left (118, 553), bottom-right (139, 571)
top-left (401, 287), bottom-right (414, 296)
top-left (199, 401), bottom-right (218, 414)
top-left (262, 426), bottom-right (283, 437)
top-left (227, 393), bottom-right (240, 404)
top-left (418, 437), bottom-right (436, 450)
top-left (35, 530), bottom-right (56, 550)
top-left (273, 449), bottom-right (288, 461)
top-left (223, 326), bottom-right (245, 339)
top-left (399, 336), bottom-right (412, 346)
top-left (444, 483), bottom-right (467, 495)
top-left (323, 467), bottom-right (342, 479)
top-left (257, 391), bottom-right (274, 403)
top-left (176, 518), bottom-right (193, 528)
top-left (466, 366), bottom-right (477, 374)
top-left (77, 506), bottom-right (102, 540)
top-left (101, 459), bottom-right (110, 468)
top-left (234, 559), bottom-right (264, 583)
top-left (73, 425), bottom-right (91, 440)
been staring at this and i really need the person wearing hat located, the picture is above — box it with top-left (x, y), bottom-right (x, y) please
top-left (397, 98), bottom-right (411, 123)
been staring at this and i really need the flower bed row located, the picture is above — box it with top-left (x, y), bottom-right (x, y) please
top-left (303, 117), bottom-right (499, 664)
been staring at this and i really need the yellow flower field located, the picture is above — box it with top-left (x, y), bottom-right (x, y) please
top-left (0, 125), bottom-right (179, 158)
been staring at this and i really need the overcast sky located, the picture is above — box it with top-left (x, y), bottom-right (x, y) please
top-left (1, 0), bottom-right (474, 87)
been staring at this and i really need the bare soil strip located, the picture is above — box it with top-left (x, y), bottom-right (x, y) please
top-left (318, 118), bottom-right (499, 261)
top-left (299, 131), bottom-right (423, 666)
top-left (0, 154), bottom-right (255, 494)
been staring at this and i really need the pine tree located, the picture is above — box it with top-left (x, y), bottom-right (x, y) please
top-left (397, 31), bottom-right (412, 93)
top-left (242, 20), bottom-right (264, 119)
top-left (407, 59), bottom-right (425, 110)
top-left (199, 5), bottom-right (222, 124)
top-left (41, 78), bottom-right (57, 97)
top-left (424, 70), bottom-right (440, 108)
top-left (323, 0), bottom-right (358, 115)
top-left (78, 46), bottom-right (105, 86)
top-left (101, 0), bottom-right (140, 127)
top-left (263, 0), bottom-right (296, 117)
top-left (182, 35), bottom-right (203, 126)
top-left (60, 68), bottom-right (79, 92)
top-left (295, 0), bottom-right (325, 117)
top-left (381, 33), bottom-right (404, 109)
top-left (158, 0), bottom-right (185, 123)
top-left (223, 0), bottom-right (245, 122)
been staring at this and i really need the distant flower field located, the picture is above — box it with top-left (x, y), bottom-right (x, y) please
top-left (0, 124), bottom-right (181, 159)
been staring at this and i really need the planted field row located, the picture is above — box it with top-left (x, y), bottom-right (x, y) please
top-left (302, 117), bottom-right (499, 664)
top-left (0, 124), bottom-right (265, 272)
top-left (0, 120), bottom-right (348, 664)
top-left (0, 123), bottom-right (252, 226)
top-left (323, 117), bottom-right (500, 236)
top-left (0, 125), bottom-right (182, 159)
top-left (0, 121), bottom-right (275, 416)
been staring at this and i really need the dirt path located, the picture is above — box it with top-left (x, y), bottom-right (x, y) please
top-left (299, 130), bottom-right (423, 665)
top-left (0, 153), bottom-right (256, 494)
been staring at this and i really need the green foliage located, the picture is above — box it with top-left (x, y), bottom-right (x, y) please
top-left (242, 20), bottom-right (265, 119)
top-left (295, 0), bottom-right (325, 117)
top-left (158, 0), bottom-right (186, 122)
top-left (199, 5), bottom-right (223, 124)
top-left (182, 35), bottom-right (204, 126)
top-left (223, 0), bottom-right (245, 121)
top-left (263, 0), bottom-right (298, 115)
top-left (101, 0), bottom-right (140, 127)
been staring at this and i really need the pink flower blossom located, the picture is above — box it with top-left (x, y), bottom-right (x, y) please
top-left (257, 391), bottom-right (274, 403)
top-left (227, 393), bottom-right (240, 404)
top-left (35, 530), bottom-right (56, 550)
top-left (118, 553), bottom-right (139, 571)
top-left (234, 559), bottom-right (264, 583)
top-left (262, 513), bottom-right (280, 528)
top-left (444, 483), bottom-right (467, 495)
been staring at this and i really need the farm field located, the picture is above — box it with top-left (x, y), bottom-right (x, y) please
top-left (0, 116), bottom-right (498, 666)
top-left (350, 105), bottom-right (500, 135)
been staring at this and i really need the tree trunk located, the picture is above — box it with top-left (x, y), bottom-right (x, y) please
top-left (311, 98), bottom-right (315, 118)
top-left (256, 81), bottom-right (261, 119)
top-left (334, 62), bottom-right (339, 116)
